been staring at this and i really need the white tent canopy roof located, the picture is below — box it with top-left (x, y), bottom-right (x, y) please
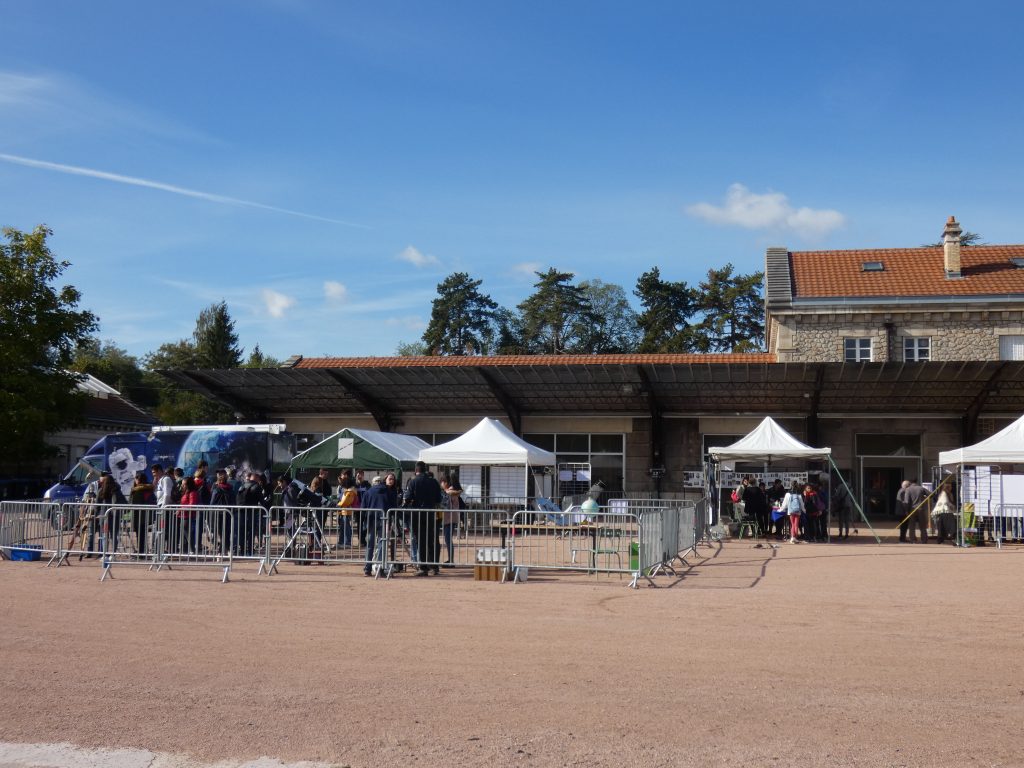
top-left (419, 418), bottom-right (557, 466)
top-left (938, 413), bottom-right (1024, 466)
top-left (708, 417), bottom-right (831, 462)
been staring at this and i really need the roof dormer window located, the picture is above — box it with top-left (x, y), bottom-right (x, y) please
top-left (861, 261), bottom-right (884, 272)
top-left (1010, 257), bottom-right (1024, 268)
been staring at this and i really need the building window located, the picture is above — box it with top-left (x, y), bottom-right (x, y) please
top-left (844, 337), bottom-right (872, 362)
top-left (903, 337), bottom-right (931, 362)
top-left (999, 335), bottom-right (1024, 360)
top-left (523, 433), bottom-right (626, 493)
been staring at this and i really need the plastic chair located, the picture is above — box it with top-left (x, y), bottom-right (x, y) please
top-left (737, 518), bottom-right (760, 539)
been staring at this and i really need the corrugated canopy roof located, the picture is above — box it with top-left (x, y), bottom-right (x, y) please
top-left (158, 356), bottom-right (1024, 429)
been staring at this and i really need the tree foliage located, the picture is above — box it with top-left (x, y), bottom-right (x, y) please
top-left (143, 302), bottom-right (244, 425)
top-left (193, 301), bottom-right (243, 368)
top-left (695, 264), bottom-right (764, 352)
top-left (242, 343), bottom-right (280, 368)
top-left (634, 267), bottom-right (700, 352)
top-left (421, 272), bottom-right (499, 355)
top-left (0, 226), bottom-right (98, 467)
top-left (395, 340), bottom-right (428, 356)
top-left (516, 268), bottom-right (596, 354)
top-left (577, 279), bottom-right (640, 353)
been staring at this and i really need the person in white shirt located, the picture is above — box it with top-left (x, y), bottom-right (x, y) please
top-left (151, 464), bottom-right (176, 554)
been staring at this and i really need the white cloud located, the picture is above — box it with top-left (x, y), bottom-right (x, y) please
top-left (261, 289), bottom-right (295, 318)
top-left (511, 261), bottom-right (541, 277)
top-left (397, 245), bottom-right (439, 268)
top-left (687, 183), bottom-right (845, 239)
top-left (324, 281), bottom-right (347, 301)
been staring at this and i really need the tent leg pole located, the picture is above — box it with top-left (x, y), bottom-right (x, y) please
top-left (829, 456), bottom-right (881, 545)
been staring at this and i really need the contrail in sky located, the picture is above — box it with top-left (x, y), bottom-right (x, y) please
top-left (0, 152), bottom-right (367, 228)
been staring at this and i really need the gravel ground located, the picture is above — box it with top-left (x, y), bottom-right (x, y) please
top-left (1, 536), bottom-right (1022, 767)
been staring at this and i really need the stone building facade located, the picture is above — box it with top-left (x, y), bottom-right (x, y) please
top-left (765, 217), bottom-right (1024, 363)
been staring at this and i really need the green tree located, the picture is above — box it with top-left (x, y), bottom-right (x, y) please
top-left (242, 343), bottom-right (280, 368)
top-left (516, 268), bottom-right (595, 354)
top-left (72, 338), bottom-right (153, 406)
top-left (634, 267), bottom-right (700, 352)
top-left (421, 272), bottom-right (500, 355)
top-left (696, 264), bottom-right (765, 352)
top-left (145, 303), bottom-right (245, 424)
top-left (577, 279), bottom-right (640, 353)
top-left (0, 225), bottom-right (98, 467)
top-left (193, 301), bottom-right (243, 368)
top-left (395, 340), bottom-right (428, 356)
top-left (491, 308), bottom-right (526, 355)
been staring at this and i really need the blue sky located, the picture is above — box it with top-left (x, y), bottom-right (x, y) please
top-left (3, 1), bottom-right (1023, 361)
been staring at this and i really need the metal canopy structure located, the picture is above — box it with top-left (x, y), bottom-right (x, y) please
top-left (159, 356), bottom-right (1024, 443)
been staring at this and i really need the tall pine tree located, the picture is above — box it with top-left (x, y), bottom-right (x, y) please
top-left (634, 267), bottom-right (700, 352)
top-left (421, 272), bottom-right (499, 355)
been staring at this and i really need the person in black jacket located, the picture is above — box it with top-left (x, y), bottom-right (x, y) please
top-left (404, 461), bottom-right (443, 576)
top-left (362, 473), bottom-right (399, 576)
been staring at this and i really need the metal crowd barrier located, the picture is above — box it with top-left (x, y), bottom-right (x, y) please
top-left (1, 497), bottom-right (704, 589)
top-left (0, 500), bottom-right (64, 564)
top-left (53, 503), bottom-right (246, 582)
top-left (507, 507), bottom-right (641, 584)
top-left (979, 505), bottom-right (1024, 548)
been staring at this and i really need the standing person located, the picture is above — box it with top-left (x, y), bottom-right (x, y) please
top-left (404, 461), bottom-right (443, 576)
top-left (767, 479), bottom-right (786, 539)
top-left (317, 468), bottom-right (333, 498)
top-left (176, 476), bottom-right (204, 553)
top-left (782, 481), bottom-right (805, 544)
top-left (440, 475), bottom-right (464, 565)
top-left (209, 469), bottom-right (236, 554)
top-left (336, 474), bottom-right (359, 548)
top-left (932, 482), bottom-right (958, 545)
top-left (151, 464), bottom-right (176, 556)
top-left (803, 483), bottom-right (827, 542)
top-left (362, 474), bottom-right (398, 576)
top-left (235, 471), bottom-right (264, 556)
top-left (128, 470), bottom-right (154, 555)
top-left (353, 469), bottom-right (371, 545)
top-left (904, 479), bottom-right (928, 544)
top-left (97, 473), bottom-right (127, 555)
top-left (741, 479), bottom-right (767, 538)
top-left (832, 483), bottom-right (853, 540)
top-left (896, 480), bottom-right (911, 542)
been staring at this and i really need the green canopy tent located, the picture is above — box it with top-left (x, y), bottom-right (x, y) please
top-left (289, 428), bottom-right (432, 481)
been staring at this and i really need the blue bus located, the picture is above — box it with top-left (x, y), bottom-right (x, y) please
top-left (44, 424), bottom-right (294, 508)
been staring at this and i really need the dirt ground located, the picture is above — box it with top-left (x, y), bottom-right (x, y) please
top-left (1, 536), bottom-right (1022, 768)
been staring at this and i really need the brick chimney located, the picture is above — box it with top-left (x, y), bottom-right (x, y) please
top-left (943, 215), bottom-right (962, 279)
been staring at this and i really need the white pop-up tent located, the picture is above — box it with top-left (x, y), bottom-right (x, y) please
top-left (707, 417), bottom-right (878, 543)
top-left (938, 414), bottom-right (1024, 466)
top-left (419, 418), bottom-right (556, 500)
top-left (708, 417), bottom-right (831, 462)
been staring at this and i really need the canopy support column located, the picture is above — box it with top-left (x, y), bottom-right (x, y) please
top-left (636, 367), bottom-right (666, 497)
top-left (477, 368), bottom-right (522, 436)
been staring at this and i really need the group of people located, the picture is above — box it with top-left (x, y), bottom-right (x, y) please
top-left (734, 477), bottom-right (848, 543)
top-left (895, 478), bottom-right (959, 545)
top-left (72, 462), bottom-right (275, 559)
top-left (274, 461), bottom-right (467, 576)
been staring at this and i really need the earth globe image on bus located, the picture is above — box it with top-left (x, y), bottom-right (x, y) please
top-left (176, 430), bottom-right (260, 480)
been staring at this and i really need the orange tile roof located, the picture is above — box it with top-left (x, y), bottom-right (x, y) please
top-left (295, 353), bottom-right (776, 369)
top-left (791, 245), bottom-right (1024, 298)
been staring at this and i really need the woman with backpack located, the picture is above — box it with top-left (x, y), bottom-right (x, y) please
top-left (781, 481), bottom-right (805, 544)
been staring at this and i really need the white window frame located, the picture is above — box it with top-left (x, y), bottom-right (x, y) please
top-left (844, 337), bottom-right (872, 362)
top-left (903, 337), bottom-right (931, 362)
top-left (999, 335), bottom-right (1024, 361)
